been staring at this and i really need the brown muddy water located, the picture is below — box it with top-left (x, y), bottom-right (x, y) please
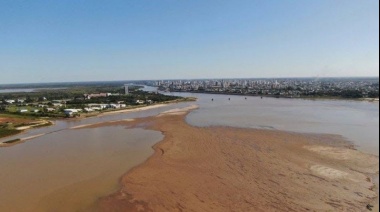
top-left (0, 88), bottom-right (379, 211)
top-left (0, 126), bottom-right (163, 212)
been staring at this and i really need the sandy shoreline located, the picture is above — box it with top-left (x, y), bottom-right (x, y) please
top-left (0, 100), bottom-right (190, 146)
top-left (90, 109), bottom-right (379, 211)
top-left (97, 103), bottom-right (169, 116)
top-left (94, 98), bottom-right (196, 117)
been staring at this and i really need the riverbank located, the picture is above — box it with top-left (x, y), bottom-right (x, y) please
top-left (165, 90), bottom-right (380, 102)
top-left (52, 97), bottom-right (196, 120)
top-left (98, 98), bottom-right (196, 117)
top-left (95, 109), bottom-right (379, 211)
top-left (0, 113), bottom-right (53, 142)
top-left (0, 97), bottom-right (196, 146)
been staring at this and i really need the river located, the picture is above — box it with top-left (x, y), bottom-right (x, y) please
top-left (0, 86), bottom-right (378, 211)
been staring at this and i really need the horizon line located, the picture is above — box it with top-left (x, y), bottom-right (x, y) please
top-left (0, 76), bottom-right (379, 86)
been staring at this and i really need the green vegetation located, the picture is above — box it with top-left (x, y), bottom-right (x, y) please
top-left (0, 112), bottom-right (53, 139)
top-left (6, 105), bottom-right (39, 113)
top-left (0, 128), bottom-right (21, 138)
top-left (301, 89), bottom-right (374, 99)
top-left (66, 90), bottom-right (181, 106)
top-left (0, 113), bottom-right (38, 120)
top-left (3, 138), bottom-right (21, 144)
top-left (0, 84), bottom-right (194, 140)
top-left (0, 84), bottom-right (188, 119)
top-left (0, 84), bottom-right (141, 101)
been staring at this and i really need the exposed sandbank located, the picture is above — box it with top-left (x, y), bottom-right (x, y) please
top-left (97, 104), bottom-right (169, 116)
top-left (94, 98), bottom-right (196, 117)
top-left (0, 99), bottom-right (194, 146)
top-left (94, 109), bottom-right (379, 211)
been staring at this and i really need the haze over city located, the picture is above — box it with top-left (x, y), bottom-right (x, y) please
top-left (0, 0), bottom-right (379, 84)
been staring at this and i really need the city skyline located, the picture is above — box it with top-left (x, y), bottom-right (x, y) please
top-left (0, 76), bottom-right (379, 87)
top-left (0, 0), bottom-right (379, 84)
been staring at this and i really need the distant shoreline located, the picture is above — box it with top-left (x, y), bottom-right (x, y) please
top-left (164, 90), bottom-right (380, 102)
top-left (0, 77), bottom-right (378, 88)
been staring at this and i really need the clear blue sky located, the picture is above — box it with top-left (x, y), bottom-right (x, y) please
top-left (0, 0), bottom-right (378, 83)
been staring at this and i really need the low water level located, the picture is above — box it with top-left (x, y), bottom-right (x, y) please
top-left (175, 92), bottom-right (379, 156)
top-left (0, 126), bottom-right (163, 212)
top-left (0, 88), bottom-right (378, 211)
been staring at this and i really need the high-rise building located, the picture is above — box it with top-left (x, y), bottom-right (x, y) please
top-left (124, 84), bottom-right (129, 94)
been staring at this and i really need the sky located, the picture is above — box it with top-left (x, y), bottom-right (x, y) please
top-left (0, 0), bottom-right (379, 84)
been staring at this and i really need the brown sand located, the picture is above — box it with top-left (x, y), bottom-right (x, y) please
top-left (0, 116), bottom-right (35, 125)
top-left (93, 112), bottom-right (378, 212)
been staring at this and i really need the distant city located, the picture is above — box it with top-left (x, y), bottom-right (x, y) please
top-left (0, 77), bottom-right (378, 99)
top-left (144, 77), bottom-right (379, 99)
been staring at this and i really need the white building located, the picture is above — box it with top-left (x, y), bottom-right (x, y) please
top-left (52, 103), bottom-right (63, 107)
top-left (63, 109), bottom-right (82, 117)
top-left (108, 104), bottom-right (127, 109)
top-left (84, 108), bottom-right (94, 112)
top-left (108, 104), bottom-right (120, 109)
top-left (5, 100), bottom-right (15, 104)
top-left (136, 100), bottom-right (145, 104)
top-left (46, 108), bottom-right (55, 112)
top-left (88, 104), bottom-right (107, 109)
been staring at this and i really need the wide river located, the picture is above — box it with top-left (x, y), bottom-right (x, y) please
top-left (0, 86), bottom-right (378, 211)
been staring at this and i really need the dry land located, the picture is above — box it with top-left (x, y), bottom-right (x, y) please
top-left (0, 114), bottom-right (51, 140)
top-left (83, 107), bottom-right (380, 212)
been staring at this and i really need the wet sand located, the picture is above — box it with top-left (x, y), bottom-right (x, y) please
top-left (95, 110), bottom-right (379, 211)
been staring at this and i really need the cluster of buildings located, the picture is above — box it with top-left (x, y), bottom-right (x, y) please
top-left (64, 100), bottom-right (150, 117)
top-left (4, 99), bottom-right (25, 104)
top-left (81, 85), bottom-right (129, 100)
top-left (0, 84), bottom-right (162, 117)
top-left (83, 93), bottom-right (121, 100)
top-left (152, 78), bottom-right (379, 98)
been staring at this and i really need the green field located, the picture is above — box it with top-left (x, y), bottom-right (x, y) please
top-left (5, 105), bottom-right (40, 113)
top-left (3, 138), bottom-right (21, 144)
top-left (0, 128), bottom-right (21, 138)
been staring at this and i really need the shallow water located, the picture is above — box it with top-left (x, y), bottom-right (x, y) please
top-left (0, 126), bottom-right (163, 212)
top-left (0, 101), bottom-right (193, 143)
top-left (173, 92), bottom-right (379, 156)
top-left (0, 96), bottom-right (194, 211)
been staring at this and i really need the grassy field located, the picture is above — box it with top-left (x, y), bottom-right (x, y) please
top-left (0, 113), bottom-right (39, 139)
top-left (5, 105), bottom-right (40, 113)
top-left (0, 113), bottom-right (38, 123)
top-left (0, 128), bottom-right (21, 138)
top-left (3, 138), bottom-right (21, 144)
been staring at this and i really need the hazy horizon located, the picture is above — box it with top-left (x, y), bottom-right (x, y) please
top-left (1, 0), bottom-right (379, 84)
top-left (0, 76), bottom-right (378, 87)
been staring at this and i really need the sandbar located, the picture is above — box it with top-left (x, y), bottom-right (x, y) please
top-left (94, 109), bottom-right (379, 211)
